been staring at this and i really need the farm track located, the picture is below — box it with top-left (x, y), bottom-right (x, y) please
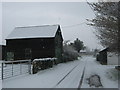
top-left (53, 63), bottom-right (80, 88)
top-left (78, 59), bottom-right (87, 89)
top-left (53, 58), bottom-right (87, 88)
top-left (77, 66), bottom-right (86, 89)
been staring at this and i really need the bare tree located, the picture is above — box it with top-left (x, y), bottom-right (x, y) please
top-left (87, 2), bottom-right (119, 52)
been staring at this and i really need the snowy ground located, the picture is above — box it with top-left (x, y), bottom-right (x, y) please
top-left (2, 55), bottom-right (118, 88)
top-left (0, 63), bottom-right (1, 79)
top-left (0, 63), bottom-right (2, 89)
top-left (81, 56), bottom-right (118, 88)
top-left (0, 80), bottom-right (1, 90)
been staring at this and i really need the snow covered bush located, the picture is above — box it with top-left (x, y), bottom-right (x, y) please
top-left (32, 58), bottom-right (57, 74)
top-left (63, 44), bottom-right (79, 62)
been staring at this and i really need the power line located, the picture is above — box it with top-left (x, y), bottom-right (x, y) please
top-left (61, 1), bottom-right (96, 29)
top-left (62, 22), bottom-right (86, 28)
top-left (61, 1), bottom-right (97, 29)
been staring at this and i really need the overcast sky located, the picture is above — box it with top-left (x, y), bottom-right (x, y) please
top-left (1, 2), bottom-right (103, 50)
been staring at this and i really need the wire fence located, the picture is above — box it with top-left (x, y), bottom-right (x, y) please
top-left (0, 60), bottom-right (31, 80)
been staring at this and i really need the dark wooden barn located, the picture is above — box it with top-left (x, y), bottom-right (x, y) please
top-left (6, 25), bottom-right (63, 63)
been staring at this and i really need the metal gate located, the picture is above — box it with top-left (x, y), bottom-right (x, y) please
top-left (1, 60), bottom-right (31, 80)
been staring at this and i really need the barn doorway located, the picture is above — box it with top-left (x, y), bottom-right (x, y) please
top-left (25, 48), bottom-right (32, 59)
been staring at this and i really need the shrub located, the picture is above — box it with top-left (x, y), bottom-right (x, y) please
top-left (63, 45), bottom-right (79, 62)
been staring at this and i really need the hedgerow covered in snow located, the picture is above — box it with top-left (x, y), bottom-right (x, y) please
top-left (63, 43), bottom-right (79, 62)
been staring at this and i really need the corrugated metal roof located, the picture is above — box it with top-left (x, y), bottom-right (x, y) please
top-left (6, 25), bottom-right (59, 39)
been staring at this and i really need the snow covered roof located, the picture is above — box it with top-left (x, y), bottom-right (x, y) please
top-left (6, 25), bottom-right (60, 39)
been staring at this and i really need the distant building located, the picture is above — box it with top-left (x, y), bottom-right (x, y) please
top-left (97, 48), bottom-right (108, 64)
top-left (79, 49), bottom-right (93, 55)
top-left (79, 50), bottom-right (87, 55)
top-left (6, 25), bottom-right (63, 63)
top-left (97, 47), bottom-right (118, 65)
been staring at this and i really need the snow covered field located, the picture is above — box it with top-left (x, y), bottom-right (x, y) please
top-left (2, 55), bottom-right (118, 88)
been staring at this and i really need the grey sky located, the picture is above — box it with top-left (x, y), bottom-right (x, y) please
top-left (2, 2), bottom-right (103, 50)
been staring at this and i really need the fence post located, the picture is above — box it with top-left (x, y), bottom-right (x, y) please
top-left (12, 62), bottom-right (13, 76)
top-left (20, 61), bottom-right (22, 74)
top-left (1, 63), bottom-right (3, 80)
top-left (28, 60), bottom-right (31, 74)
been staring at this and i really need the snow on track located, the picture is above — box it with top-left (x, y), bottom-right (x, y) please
top-left (3, 55), bottom-right (118, 88)
top-left (3, 59), bottom-right (83, 88)
top-left (55, 57), bottom-right (87, 88)
top-left (81, 56), bottom-right (118, 88)
top-left (53, 63), bottom-right (79, 88)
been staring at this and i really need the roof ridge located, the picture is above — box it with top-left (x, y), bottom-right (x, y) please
top-left (15, 24), bottom-right (59, 28)
top-left (6, 24), bottom-right (60, 39)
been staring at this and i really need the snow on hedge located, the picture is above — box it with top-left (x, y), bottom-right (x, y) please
top-left (33, 58), bottom-right (57, 62)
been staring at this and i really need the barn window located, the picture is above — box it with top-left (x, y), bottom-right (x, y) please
top-left (25, 48), bottom-right (32, 59)
top-left (7, 52), bottom-right (14, 60)
top-left (25, 48), bottom-right (31, 53)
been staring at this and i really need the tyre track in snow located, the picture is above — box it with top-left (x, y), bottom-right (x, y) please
top-left (78, 57), bottom-right (87, 89)
top-left (77, 66), bottom-right (86, 89)
top-left (53, 63), bottom-right (80, 88)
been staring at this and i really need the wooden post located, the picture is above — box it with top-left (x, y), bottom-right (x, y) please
top-left (28, 60), bottom-right (31, 74)
top-left (12, 62), bottom-right (13, 76)
top-left (1, 63), bottom-right (3, 80)
top-left (20, 61), bottom-right (22, 74)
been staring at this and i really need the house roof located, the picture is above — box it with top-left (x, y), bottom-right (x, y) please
top-left (99, 47), bottom-right (109, 53)
top-left (6, 25), bottom-right (60, 39)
